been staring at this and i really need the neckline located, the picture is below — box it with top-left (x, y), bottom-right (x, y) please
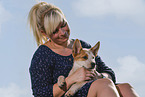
top-left (40, 45), bottom-right (73, 57)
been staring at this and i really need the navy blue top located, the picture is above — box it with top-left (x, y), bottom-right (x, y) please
top-left (29, 40), bottom-right (116, 97)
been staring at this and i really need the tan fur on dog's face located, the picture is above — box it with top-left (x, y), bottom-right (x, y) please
top-left (74, 49), bottom-right (96, 69)
top-left (72, 39), bottom-right (100, 69)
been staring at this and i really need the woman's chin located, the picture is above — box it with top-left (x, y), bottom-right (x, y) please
top-left (56, 38), bottom-right (68, 45)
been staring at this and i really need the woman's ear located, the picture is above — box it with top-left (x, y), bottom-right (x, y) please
top-left (41, 30), bottom-right (50, 40)
top-left (40, 30), bottom-right (44, 33)
top-left (41, 30), bottom-right (48, 37)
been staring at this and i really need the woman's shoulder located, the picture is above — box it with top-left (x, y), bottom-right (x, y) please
top-left (32, 45), bottom-right (54, 59)
top-left (72, 39), bottom-right (91, 48)
top-left (30, 45), bottom-right (55, 67)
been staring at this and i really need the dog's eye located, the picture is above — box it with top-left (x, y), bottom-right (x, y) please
top-left (92, 57), bottom-right (95, 59)
top-left (83, 56), bottom-right (88, 59)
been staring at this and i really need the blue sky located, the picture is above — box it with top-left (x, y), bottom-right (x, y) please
top-left (0, 0), bottom-right (145, 97)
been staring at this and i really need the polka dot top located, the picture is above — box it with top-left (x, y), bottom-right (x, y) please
top-left (29, 39), bottom-right (116, 97)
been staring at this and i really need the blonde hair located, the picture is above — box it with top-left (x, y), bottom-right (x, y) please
top-left (28, 2), bottom-right (66, 46)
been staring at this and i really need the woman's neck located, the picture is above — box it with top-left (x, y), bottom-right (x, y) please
top-left (44, 39), bottom-right (74, 56)
top-left (47, 40), bottom-right (71, 49)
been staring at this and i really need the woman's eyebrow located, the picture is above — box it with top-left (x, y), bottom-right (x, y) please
top-left (62, 22), bottom-right (67, 27)
top-left (61, 19), bottom-right (67, 27)
top-left (56, 19), bottom-right (67, 29)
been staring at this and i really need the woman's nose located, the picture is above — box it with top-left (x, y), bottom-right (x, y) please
top-left (58, 28), bottom-right (69, 37)
top-left (59, 28), bottom-right (65, 35)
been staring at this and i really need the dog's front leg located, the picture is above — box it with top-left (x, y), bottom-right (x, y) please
top-left (57, 75), bottom-right (66, 88)
top-left (65, 82), bottom-right (86, 97)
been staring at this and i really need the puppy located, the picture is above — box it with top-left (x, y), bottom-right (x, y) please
top-left (57, 39), bottom-right (101, 97)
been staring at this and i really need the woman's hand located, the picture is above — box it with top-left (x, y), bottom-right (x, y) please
top-left (69, 67), bottom-right (96, 84)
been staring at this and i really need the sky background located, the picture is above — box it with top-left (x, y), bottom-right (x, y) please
top-left (0, 0), bottom-right (145, 97)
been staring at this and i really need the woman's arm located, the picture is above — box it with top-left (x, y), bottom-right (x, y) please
top-left (53, 75), bottom-right (74, 97)
top-left (30, 46), bottom-right (60, 97)
top-left (30, 53), bottom-right (54, 97)
top-left (30, 54), bottom-right (75, 97)
top-left (95, 55), bottom-right (116, 83)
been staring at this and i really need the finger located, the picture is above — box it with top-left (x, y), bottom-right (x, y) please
top-left (85, 76), bottom-right (92, 81)
top-left (91, 72), bottom-right (97, 76)
top-left (85, 68), bottom-right (93, 71)
top-left (86, 70), bottom-right (96, 75)
top-left (85, 70), bottom-right (92, 74)
top-left (86, 73), bottom-right (96, 78)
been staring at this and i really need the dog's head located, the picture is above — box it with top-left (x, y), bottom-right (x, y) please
top-left (72, 39), bottom-right (100, 69)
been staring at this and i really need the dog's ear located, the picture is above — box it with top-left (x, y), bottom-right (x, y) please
top-left (72, 39), bottom-right (82, 57)
top-left (90, 41), bottom-right (100, 57)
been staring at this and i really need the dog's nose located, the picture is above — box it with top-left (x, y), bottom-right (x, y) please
top-left (91, 62), bottom-right (95, 68)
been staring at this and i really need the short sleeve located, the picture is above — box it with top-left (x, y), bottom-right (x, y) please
top-left (29, 47), bottom-right (54, 97)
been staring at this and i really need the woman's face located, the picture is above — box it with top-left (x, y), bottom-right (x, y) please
top-left (50, 19), bottom-right (70, 45)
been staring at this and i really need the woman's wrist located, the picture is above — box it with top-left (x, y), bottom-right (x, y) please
top-left (65, 76), bottom-right (75, 87)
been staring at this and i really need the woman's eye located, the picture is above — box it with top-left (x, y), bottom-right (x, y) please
top-left (83, 56), bottom-right (88, 59)
top-left (53, 29), bottom-right (58, 34)
top-left (61, 22), bottom-right (67, 28)
top-left (53, 31), bottom-right (56, 34)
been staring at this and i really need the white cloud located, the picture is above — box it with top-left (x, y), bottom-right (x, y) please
top-left (72, 0), bottom-right (145, 25)
top-left (0, 83), bottom-right (31, 97)
top-left (115, 55), bottom-right (145, 83)
top-left (114, 55), bottom-right (145, 96)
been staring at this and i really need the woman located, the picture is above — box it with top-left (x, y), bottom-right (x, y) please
top-left (28, 2), bottom-right (139, 97)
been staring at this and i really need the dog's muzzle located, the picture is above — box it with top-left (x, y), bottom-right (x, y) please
top-left (90, 62), bottom-right (95, 69)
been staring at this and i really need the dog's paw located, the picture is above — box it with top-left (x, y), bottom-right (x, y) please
top-left (65, 94), bottom-right (72, 97)
top-left (65, 91), bottom-right (74, 97)
top-left (57, 75), bottom-right (66, 88)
